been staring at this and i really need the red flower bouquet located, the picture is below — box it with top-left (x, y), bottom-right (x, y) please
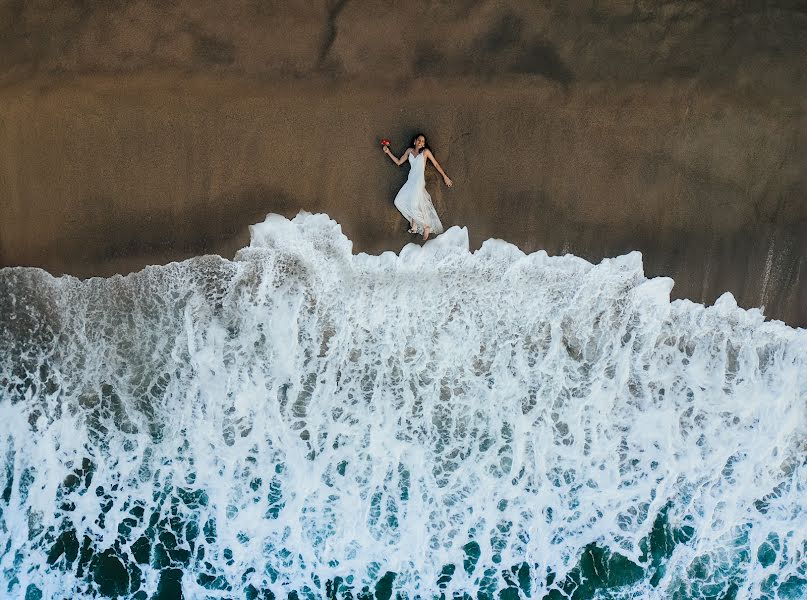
top-left (380, 138), bottom-right (391, 147)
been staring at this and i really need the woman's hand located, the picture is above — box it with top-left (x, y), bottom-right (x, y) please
top-left (444, 176), bottom-right (454, 187)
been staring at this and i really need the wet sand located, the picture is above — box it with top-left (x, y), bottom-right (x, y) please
top-left (1, 1), bottom-right (805, 325)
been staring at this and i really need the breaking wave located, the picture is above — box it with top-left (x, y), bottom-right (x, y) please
top-left (1, 212), bottom-right (805, 599)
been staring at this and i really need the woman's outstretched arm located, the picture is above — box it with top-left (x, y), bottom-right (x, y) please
top-left (424, 149), bottom-right (454, 187)
top-left (383, 146), bottom-right (412, 166)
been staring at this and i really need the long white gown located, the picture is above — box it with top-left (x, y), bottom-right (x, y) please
top-left (393, 150), bottom-right (444, 235)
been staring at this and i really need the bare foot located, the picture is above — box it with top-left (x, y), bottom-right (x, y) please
top-left (423, 226), bottom-right (430, 241)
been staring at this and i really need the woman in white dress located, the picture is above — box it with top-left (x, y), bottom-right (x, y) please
top-left (383, 133), bottom-right (453, 240)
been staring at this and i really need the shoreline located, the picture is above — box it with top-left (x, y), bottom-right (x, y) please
top-left (1, 74), bottom-right (805, 326)
top-left (3, 212), bottom-right (805, 331)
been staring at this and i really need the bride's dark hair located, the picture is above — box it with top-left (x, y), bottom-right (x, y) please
top-left (412, 133), bottom-right (429, 154)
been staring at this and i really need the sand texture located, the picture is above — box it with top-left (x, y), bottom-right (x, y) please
top-left (0, 1), bottom-right (805, 325)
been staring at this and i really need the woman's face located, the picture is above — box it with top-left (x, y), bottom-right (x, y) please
top-left (414, 136), bottom-right (426, 150)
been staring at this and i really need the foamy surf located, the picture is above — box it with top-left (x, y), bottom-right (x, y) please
top-left (1, 212), bottom-right (805, 599)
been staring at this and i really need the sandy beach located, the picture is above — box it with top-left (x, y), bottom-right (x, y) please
top-left (1, 1), bottom-right (805, 325)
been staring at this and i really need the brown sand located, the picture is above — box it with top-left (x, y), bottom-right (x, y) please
top-left (0, 1), bottom-right (805, 325)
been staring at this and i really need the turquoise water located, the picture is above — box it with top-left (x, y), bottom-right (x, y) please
top-left (18, 478), bottom-right (807, 599)
top-left (2, 213), bottom-right (806, 599)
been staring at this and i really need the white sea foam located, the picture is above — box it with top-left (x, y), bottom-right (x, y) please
top-left (1, 212), bottom-right (805, 598)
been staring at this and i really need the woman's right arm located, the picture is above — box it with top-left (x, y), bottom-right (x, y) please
top-left (383, 146), bottom-right (411, 166)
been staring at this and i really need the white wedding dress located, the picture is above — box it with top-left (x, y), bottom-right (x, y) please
top-left (393, 151), bottom-right (444, 235)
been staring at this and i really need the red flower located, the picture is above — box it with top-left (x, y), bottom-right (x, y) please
top-left (381, 138), bottom-right (391, 146)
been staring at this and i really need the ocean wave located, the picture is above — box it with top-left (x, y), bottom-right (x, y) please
top-left (1, 212), bottom-right (805, 599)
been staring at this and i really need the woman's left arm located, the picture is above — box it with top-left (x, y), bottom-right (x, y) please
top-left (425, 150), bottom-right (453, 187)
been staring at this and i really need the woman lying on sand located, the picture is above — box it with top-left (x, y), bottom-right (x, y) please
top-left (383, 133), bottom-right (453, 240)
